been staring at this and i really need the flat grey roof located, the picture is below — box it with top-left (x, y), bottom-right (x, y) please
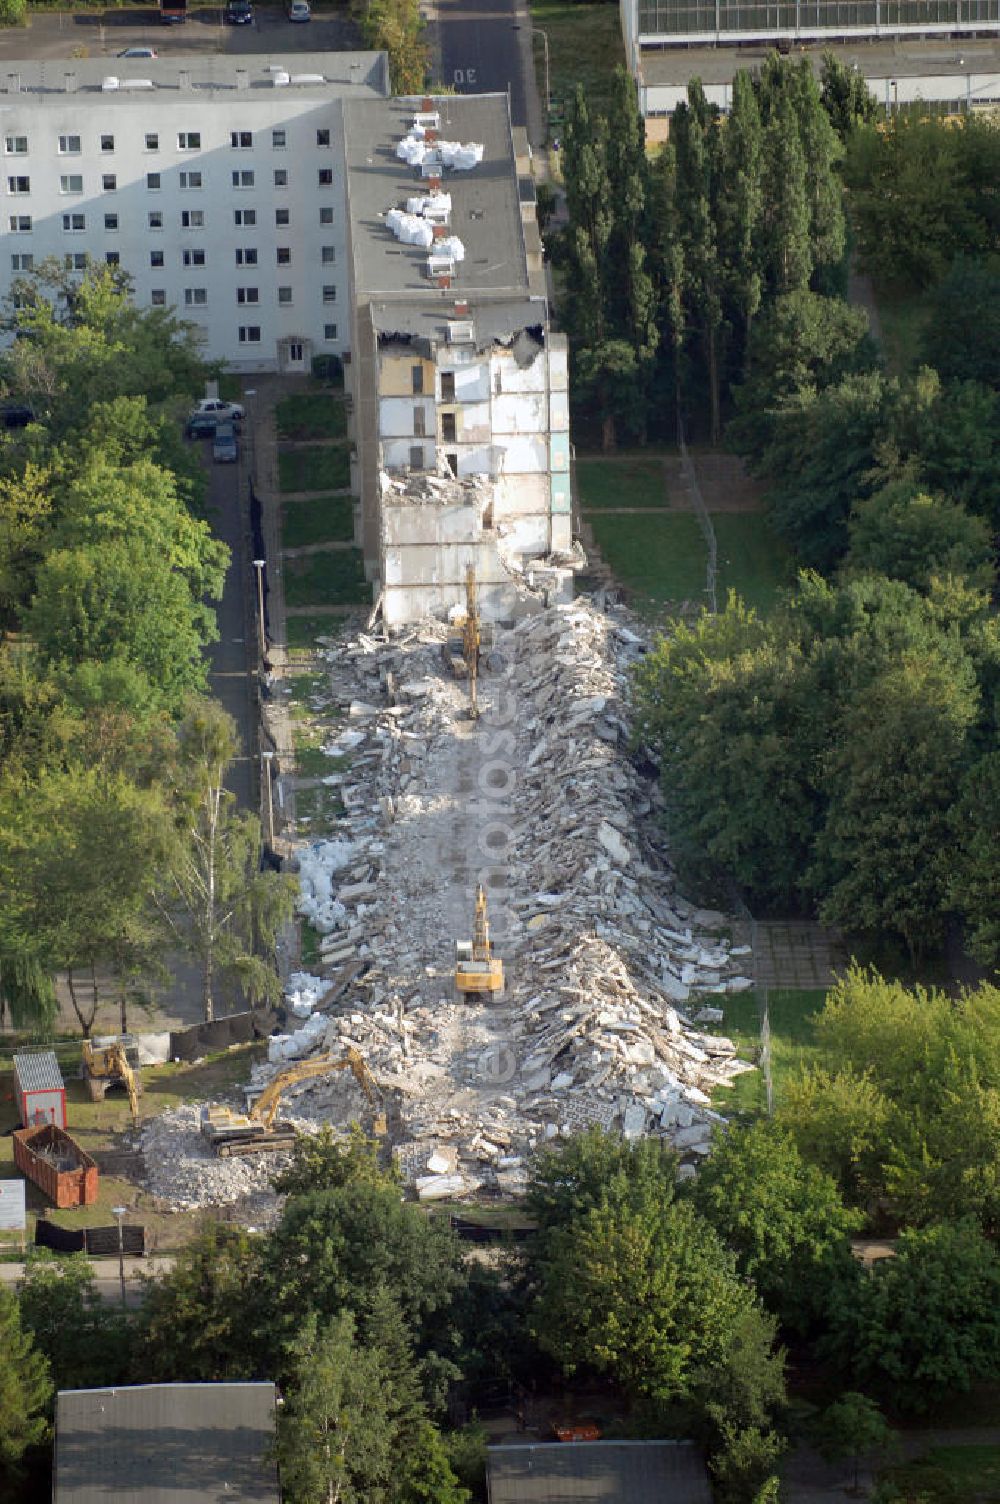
top-left (640, 35), bottom-right (1000, 84)
top-left (13, 1050), bottom-right (64, 1095)
top-left (54, 1383), bottom-right (280, 1504)
top-left (0, 52), bottom-right (388, 97)
top-left (371, 294), bottom-right (548, 346)
top-left (344, 94), bottom-right (529, 298)
top-left (487, 1441), bottom-right (712, 1504)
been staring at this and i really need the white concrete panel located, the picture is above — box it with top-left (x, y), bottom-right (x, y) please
top-left (380, 397), bottom-right (421, 437)
top-left (494, 433), bottom-right (548, 474)
top-left (494, 473), bottom-right (549, 516)
top-left (456, 446), bottom-right (493, 478)
top-left (495, 354), bottom-right (546, 394)
top-left (492, 394), bottom-right (547, 433)
top-left (447, 363), bottom-right (489, 402)
top-left (382, 438), bottom-right (430, 469)
top-left (548, 341), bottom-right (569, 392)
top-left (497, 513), bottom-right (549, 555)
top-left (549, 391), bottom-right (570, 431)
top-left (382, 503), bottom-right (482, 547)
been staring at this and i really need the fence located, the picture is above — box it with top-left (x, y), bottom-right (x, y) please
top-left (677, 410), bottom-right (718, 616)
top-left (168, 1009), bottom-right (275, 1064)
top-left (35, 1220), bottom-right (145, 1256)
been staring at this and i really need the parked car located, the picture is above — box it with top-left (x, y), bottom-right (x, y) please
top-left (185, 412), bottom-right (218, 440)
top-left (117, 46), bottom-right (158, 57)
top-left (225, 0), bottom-right (253, 22)
top-left (194, 397), bottom-right (245, 423)
top-left (288, 0), bottom-right (311, 20)
top-left (212, 426), bottom-right (238, 464)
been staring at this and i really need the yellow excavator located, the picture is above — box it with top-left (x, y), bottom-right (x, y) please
top-left (200, 1048), bottom-right (387, 1157)
top-left (81, 1039), bottom-right (141, 1126)
top-left (455, 885), bottom-right (505, 999)
top-left (443, 563), bottom-right (482, 719)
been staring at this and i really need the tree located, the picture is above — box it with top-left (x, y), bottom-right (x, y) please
top-left (274, 1125), bottom-right (397, 1200)
top-left (18, 1251), bottom-right (133, 1392)
top-left (951, 751), bottom-right (1000, 967)
top-left (922, 257), bottom-right (1000, 390)
top-left (759, 94), bottom-right (812, 297)
top-left (158, 700), bottom-right (296, 1020)
top-left (819, 52), bottom-right (880, 141)
top-left (673, 85), bottom-right (724, 440)
top-left (845, 479), bottom-right (994, 596)
top-left (527, 1126), bottom-right (677, 1235)
top-left (817, 1392), bottom-right (895, 1495)
top-left (732, 290), bottom-right (875, 422)
top-left (776, 1065), bottom-right (889, 1209)
top-left (689, 1120), bottom-right (862, 1336)
top-left (276, 1311), bottom-right (393, 1504)
top-left (826, 1220), bottom-right (1000, 1412)
top-left (0, 1285), bottom-right (51, 1472)
top-left (397, 1422), bottom-right (471, 1504)
top-left (718, 70), bottom-right (763, 374)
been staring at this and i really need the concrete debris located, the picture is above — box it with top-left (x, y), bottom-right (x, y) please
top-left (140, 1105), bottom-right (294, 1213)
top-left (235, 595), bottom-right (757, 1204)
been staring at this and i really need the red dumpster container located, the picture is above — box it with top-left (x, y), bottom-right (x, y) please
top-left (13, 1124), bottom-right (98, 1208)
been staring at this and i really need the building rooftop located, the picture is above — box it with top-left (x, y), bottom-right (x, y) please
top-left (344, 94), bottom-right (529, 299)
top-left (487, 1441), bottom-right (713, 1504)
top-left (13, 1050), bottom-right (64, 1095)
top-left (639, 34), bottom-right (1000, 84)
top-left (0, 51), bottom-right (388, 98)
top-left (54, 1383), bottom-right (279, 1504)
top-left (370, 294), bottom-right (548, 348)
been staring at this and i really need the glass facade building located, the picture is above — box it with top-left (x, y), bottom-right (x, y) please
top-left (636, 0), bottom-right (998, 38)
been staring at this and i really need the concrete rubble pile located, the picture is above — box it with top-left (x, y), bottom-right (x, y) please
top-left (140, 1103), bottom-right (307, 1214)
top-left (246, 596), bottom-right (757, 1201)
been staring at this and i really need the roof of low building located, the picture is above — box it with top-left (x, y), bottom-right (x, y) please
top-left (639, 35), bottom-right (1000, 85)
top-left (0, 52), bottom-right (388, 99)
top-left (487, 1440), bottom-right (713, 1504)
top-left (344, 94), bottom-right (529, 299)
top-left (13, 1050), bottom-right (64, 1095)
top-left (54, 1382), bottom-right (280, 1504)
top-left (370, 293), bottom-right (549, 348)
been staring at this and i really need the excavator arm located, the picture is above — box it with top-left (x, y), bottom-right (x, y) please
top-left (252, 1055), bottom-right (348, 1129)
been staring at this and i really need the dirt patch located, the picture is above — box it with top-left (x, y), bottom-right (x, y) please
top-left (665, 451), bottom-right (764, 513)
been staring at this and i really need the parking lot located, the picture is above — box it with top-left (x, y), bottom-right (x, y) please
top-left (0, 6), bottom-right (361, 62)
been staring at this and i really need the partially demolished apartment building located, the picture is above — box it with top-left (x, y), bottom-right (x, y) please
top-left (343, 95), bottom-right (574, 626)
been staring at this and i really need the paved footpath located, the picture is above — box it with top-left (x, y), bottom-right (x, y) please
top-left (0, 1255), bottom-right (176, 1307)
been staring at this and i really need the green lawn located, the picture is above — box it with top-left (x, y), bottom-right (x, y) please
top-left (530, 0), bottom-right (625, 124)
top-left (714, 513), bottom-right (795, 615)
top-left (279, 445), bottom-right (351, 494)
top-left (874, 285), bottom-right (931, 376)
top-left (588, 511), bottom-right (709, 614)
top-left (883, 1445), bottom-right (1000, 1503)
top-left (283, 548), bottom-right (369, 607)
top-left (282, 494), bottom-right (355, 548)
top-left (276, 395), bottom-right (348, 442)
top-left (577, 456), bottom-right (669, 511)
top-left (286, 614), bottom-right (351, 651)
top-left (708, 988), bottom-right (828, 1117)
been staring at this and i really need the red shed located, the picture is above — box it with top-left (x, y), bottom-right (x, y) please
top-left (13, 1051), bottom-right (67, 1130)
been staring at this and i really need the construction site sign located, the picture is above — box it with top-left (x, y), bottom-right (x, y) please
top-left (0, 1179), bottom-right (26, 1231)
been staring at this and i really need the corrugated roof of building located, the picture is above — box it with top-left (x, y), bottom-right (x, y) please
top-left (13, 1050), bottom-right (64, 1095)
top-left (0, 53), bottom-right (389, 97)
top-left (487, 1441), bottom-right (713, 1504)
top-left (54, 1382), bottom-right (280, 1504)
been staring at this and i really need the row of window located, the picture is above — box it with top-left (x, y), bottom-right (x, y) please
top-left (179, 286), bottom-right (337, 304)
top-left (4, 127), bottom-right (334, 156)
top-left (6, 169), bottom-right (335, 195)
top-left (235, 323), bottom-right (339, 343)
top-left (8, 207), bottom-right (336, 234)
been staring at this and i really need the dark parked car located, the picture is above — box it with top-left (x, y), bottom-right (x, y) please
top-left (225, 0), bottom-right (253, 22)
top-left (212, 422), bottom-right (238, 464)
top-left (185, 412), bottom-right (218, 440)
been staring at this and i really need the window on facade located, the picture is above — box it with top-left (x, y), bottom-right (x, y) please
top-left (324, 323), bottom-right (338, 341)
top-left (318, 168), bottom-right (333, 186)
top-left (235, 248), bottom-right (258, 265)
top-left (441, 372), bottom-right (455, 401)
top-left (277, 286), bottom-right (293, 305)
top-left (105, 251), bottom-right (120, 266)
top-left (145, 133), bottom-right (159, 151)
top-left (411, 365), bottom-right (424, 395)
top-left (179, 170), bottom-right (203, 189)
top-left (181, 210), bottom-right (205, 228)
top-left (177, 131), bottom-right (201, 150)
top-left (58, 135), bottom-right (81, 155)
top-left (234, 208), bottom-right (256, 226)
top-left (8, 176), bottom-right (29, 194)
top-left (183, 248), bottom-right (206, 266)
top-left (237, 287), bottom-right (259, 304)
top-left (184, 288), bottom-right (207, 307)
top-left (9, 215), bottom-right (31, 231)
top-left (151, 290), bottom-right (166, 306)
top-left (410, 445), bottom-right (423, 469)
top-left (275, 208), bottom-right (289, 226)
top-left (104, 212), bottom-right (118, 231)
top-left (238, 325), bottom-right (261, 343)
top-left (5, 135), bottom-right (27, 154)
top-left (445, 453), bottom-right (458, 477)
top-left (322, 285), bottom-right (336, 303)
top-left (150, 250), bottom-right (164, 268)
top-left (102, 174), bottom-right (117, 191)
top-left (11, 253), bottom-right (33, 271)
top-left (148, 211), bottom-right (163, 229)
top-left (66, 252), bottom-right (87, 271)
top-left (413, 406), bottom-right (425, 437)
top-left (232, 169), bottom-right (254, 189)
top-left (274, 168), bottom-right (288, 187)
top-left (272, 129), bottom-right (286, 149)
top-left (319, 206), bottom-right (333, 225)
top-left (100, 134), bottom-right (114, 152)
top-left (147, 172), bottom-right (161, 190)
top-left (62, 213), bottom-right (85, 232)
top-left (316, 128), bottom-right (330, 146)
top-left (276, 247), bottom-right (291, 265)
top-left (321, 245), bottom-right (336, 264)
top-left (231, 130), bottom-right (252, 149)
top-left (441, 411), bottom-right (457, 442)
top-left (59, 175), bottom-right (83, 194)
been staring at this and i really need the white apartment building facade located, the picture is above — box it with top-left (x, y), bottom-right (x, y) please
top-left (0, 54), bottom-right (389, 369)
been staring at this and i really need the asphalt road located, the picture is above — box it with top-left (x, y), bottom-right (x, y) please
top-left (436, 0), bottom-right (536, 137)
top-left (0, 1254), bottom-right (176, 1307)
top-left (0, 7), bottom-right (360, 62)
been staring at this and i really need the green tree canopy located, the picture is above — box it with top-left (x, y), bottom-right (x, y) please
top-left (845, 479), bottom-right (994, 596)
top-left (0, 1284), bottom-right (51, 1472)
